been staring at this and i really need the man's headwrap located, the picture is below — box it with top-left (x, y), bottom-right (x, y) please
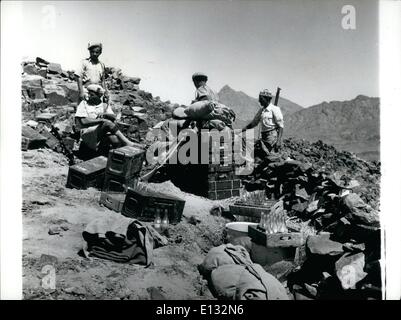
top-left (88, 42), bottom-right (103, 50)
top-left (259, 89), bottom-right (273, 98)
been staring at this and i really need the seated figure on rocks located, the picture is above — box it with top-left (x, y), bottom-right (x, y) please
top-left (242, 89), bottom-right (284, 154)
top-left (191, 72), bottom-right (219, 103)
top-left (77, 42), bottom-right (109, 103)
top-left (74, 84), bottom-right (139, 159)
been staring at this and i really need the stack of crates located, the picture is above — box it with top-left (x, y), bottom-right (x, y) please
top-left (207, 164), bottom-right (241, 200)
top-left (205, 130), bottom-right (242, 200)
top-left (168, 129), bottom-right (243, 200)
top-left (100, 145), bottom-right (145, 212)
top-left (103, 145), bottom-right (145, 193)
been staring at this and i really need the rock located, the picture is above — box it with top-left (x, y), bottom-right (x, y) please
top-left (59, 82), bottom-right (79, 102)
top-left (64, 286), bottom-right (86, 296)
top-left (22, 75), bottom-right (43, 90)
top-left (22, 126), bottom-right (47, 149)
top-left (23, 63), bottom-right (39, 75)
top-left (335, 252), bottom-right (367, 289)
top-left (295, 186), bottom-right (309, 200)
top-left (36, 57), bottom-right (50, 65)
top-left (306, 200), bottom-right (319, 213)
top-left (132, 106), bottom-right (146, 113)
top-left (306, 235), bottom-right (344, 256)
top-left (48, 226), bottom-right (61, 235)
top-left (188, 215), bottom-right (201, 225)
top-left (147, 287), bottom-right (167, 300)
top-left (26, 120), bottom-right (39, 128)
top-left (341, 193), bottom-right (380, 227)
top-left (43, 84), bottom-right (70, 106)
top-left (35, 113), bottom-right (57, 123)
top-left (47, 63), bottom-right (63, 74)
top-left (28, 87), bottom-right (45, 100)
top-left (39, 254), bottom-right (58, 267)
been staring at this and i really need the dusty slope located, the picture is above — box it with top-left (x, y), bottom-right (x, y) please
top-left (22, 149), bottom-right (235, 300)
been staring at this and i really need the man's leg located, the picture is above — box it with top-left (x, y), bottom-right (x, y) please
top-left (97, 120), bottom-right (142, 148)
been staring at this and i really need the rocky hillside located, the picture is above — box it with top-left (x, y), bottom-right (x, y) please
top-left (21, 57), bottom-right (178, 143)
top-left (218, 85), bottom-right (304, 128)
top-left (284, 95), bottom-right (380, 161)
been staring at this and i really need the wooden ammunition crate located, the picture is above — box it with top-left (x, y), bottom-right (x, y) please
top-left (66, 156), bottom-right (108, 190)
top-left (99, 192), bottom-right (126, 213)
top-left (21, 137), bottom-right (29, 151)
top-left (22, 126), bottom-right (47, 150)
top-left (35, 113), bottom-right (58, 123)
top-left (208, 189), bottom-right (241, 200)
top-left (229, 200), bottom-right (276, 219)
top-left (103, 172), bottom-right (139, 193)
top-left (106, 145), bottom-right (145, 178)
top-left (122, 187), bottom-right (185, 224)
top-left (248, 225), bottom-right (306, 248)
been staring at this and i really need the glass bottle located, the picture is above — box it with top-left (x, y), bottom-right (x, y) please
top-left (259, 212), bottom-right (265, 230)
top-left (154, 209), bottom-right (161, 232)
top-left (161, 209), bottom-right (169, 231)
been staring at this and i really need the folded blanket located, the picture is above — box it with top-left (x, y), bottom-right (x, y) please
top-left (82, 214), bottom-right (153, 265)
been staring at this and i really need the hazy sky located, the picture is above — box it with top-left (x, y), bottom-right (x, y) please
top-left (20, 0), bottom-right (379, 107)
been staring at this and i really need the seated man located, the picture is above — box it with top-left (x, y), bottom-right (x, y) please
top-left (75, 84), bottom-right (139, 158)
top-left (191, 72), bottom-right (219, 103)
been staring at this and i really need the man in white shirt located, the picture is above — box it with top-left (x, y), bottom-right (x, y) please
top-left (75, 84), bottom-right (139, 157)
top-left (242, 89), bottom-right (284, 153)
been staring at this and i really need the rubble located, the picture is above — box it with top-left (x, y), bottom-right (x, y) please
top-left (21, 57), bottom-right (381, 300)
top-left (237, 137), bottom-right (381, 299)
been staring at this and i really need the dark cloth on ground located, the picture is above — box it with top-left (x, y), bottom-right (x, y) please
top-left (82, 215), bottom-right (154, 265)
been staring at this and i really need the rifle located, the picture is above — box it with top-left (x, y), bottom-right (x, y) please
top-left (140, 121), bottom-right (197, 182)
top-left (274, 87), bottom-right (281, 106)
top-left (50, 125), bottom-right (75, 166)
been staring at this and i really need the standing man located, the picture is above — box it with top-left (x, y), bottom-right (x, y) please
top-left (242, 89), bottom-right (284, 153)
top-left (77, 42), bottom-right (109, 103)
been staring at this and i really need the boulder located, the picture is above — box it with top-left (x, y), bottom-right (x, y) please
top-left (22, 125), bottom-right (47, 149)
top-left (306, 235), bottom-right (344, 256)
top-left (43, 84), bottom-right (70, 105)
top-left (23, 63), bottom-right (39, 75)
top-left (335, 252), bottom-right (367, 290)
top-left (28, 88), bottom-right (45, 100)
top-left (36, 57), bottom-right (50, 65)
top-left (59, 82), bottom-right (79, 102)
top-left (38, 68), bottom-right (47, 78)
top-left (22, 75), bottom-right (43, 90)
top-left (47, 62), bottom-right (63, 74)
top-left (341, 193), bottom-right (380, 227)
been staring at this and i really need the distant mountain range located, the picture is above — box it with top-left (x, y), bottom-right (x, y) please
top-left (218, 86), bottom-right (380, 161)
top-left (284, 95), bottom-right (380, 161)
top-left (218, 85), bottom-right (303, 125)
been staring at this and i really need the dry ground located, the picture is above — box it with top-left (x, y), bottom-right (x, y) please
top-left (22, 149), bottom-right (236, 300)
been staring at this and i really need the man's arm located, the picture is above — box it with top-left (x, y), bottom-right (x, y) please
top-left (77, 77), bottom-right (85, 102)
top-left (77, 117), bottom-right (104, 127)
top-left (242, 108), bottom-right (263, 132)
top-left (77, 60), bottom-right (86, 102)
top-left (101, 63), bottom-right (109, 102)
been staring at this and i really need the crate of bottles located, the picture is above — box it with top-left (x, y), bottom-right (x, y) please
top-left (121, 186), bottom-right (185, 224)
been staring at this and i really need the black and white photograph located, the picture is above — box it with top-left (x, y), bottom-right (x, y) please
top-left (1, 0), bottom-right (400, 302)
